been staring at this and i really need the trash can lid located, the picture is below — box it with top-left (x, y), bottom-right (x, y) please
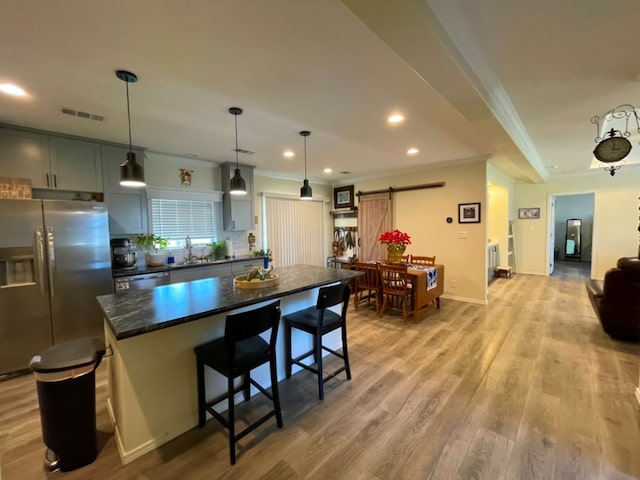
top-left (29, 337), bottom-right (102, 373)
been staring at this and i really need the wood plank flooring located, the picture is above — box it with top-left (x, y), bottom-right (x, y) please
top-left (2, 263), bottom-right (640, 479)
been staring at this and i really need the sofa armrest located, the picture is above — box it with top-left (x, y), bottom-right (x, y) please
top-left (586, 279), bottom-right (603, 299)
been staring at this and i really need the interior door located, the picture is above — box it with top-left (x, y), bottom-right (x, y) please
top-left (0, 199), bottom-right (53, 375)
top-left (358, 193), bottom-right (392, 262)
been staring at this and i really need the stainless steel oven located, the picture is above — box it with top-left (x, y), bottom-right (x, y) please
top-left (114, 272), bottom-right (170, 292)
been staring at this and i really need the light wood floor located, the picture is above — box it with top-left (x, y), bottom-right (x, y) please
top-left (2, 265), bottom-right (640, 479)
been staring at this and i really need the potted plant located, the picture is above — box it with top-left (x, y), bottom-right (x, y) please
top-left (378, 229), bottom-right (411, 264)
top-left (134, 234), bottom-right (169, 266)
top-left (254, 248), bottom-right (273, 268)
top-left (210, 240), bottom-right (227, 260)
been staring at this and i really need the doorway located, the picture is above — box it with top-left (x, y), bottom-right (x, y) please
top-left (548, 193), bottom-right (595, 276)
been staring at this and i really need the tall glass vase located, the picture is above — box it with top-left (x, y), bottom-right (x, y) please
top-left (386, 244), bottom-right (406, 264)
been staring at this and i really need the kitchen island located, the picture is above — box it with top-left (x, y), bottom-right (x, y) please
top-left (97, 264), bottom-right (360, 464)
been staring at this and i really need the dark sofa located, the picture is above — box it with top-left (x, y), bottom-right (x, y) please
top-left (586, 256), bottom-right (640, 339)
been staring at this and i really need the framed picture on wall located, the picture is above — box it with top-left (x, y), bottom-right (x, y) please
top-left (334, 185), bottom-right (355, 209)
top-left (518, 207), bottom-right (540, 219)
top-left (458, 202), bottom-right (481, 223)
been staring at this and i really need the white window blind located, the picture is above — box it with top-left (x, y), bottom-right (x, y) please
top-left (263, 195), bottom-right (326, 267)
top-left (150, 199), bottom-right (216, 241)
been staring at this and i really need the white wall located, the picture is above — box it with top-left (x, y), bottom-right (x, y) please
top-left (354, 160), bottom-right (488, 303)
top-left (515, 168), bottom-right (640, 279)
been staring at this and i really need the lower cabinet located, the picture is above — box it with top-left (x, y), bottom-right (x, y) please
top-left (231, 259), bottom-right (264, 274)
top-left (169, 264), bottom-right (231, 284)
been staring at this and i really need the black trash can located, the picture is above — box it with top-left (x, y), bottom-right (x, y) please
top-left (29, 337), bottom-right (105, 472)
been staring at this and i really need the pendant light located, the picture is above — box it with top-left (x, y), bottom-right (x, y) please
top-left (229, 107), bottom-right (247, 195)
top-left (299, 130), bottom-right (312, 200)
top-left (116, 70), bottom-right (145, 187)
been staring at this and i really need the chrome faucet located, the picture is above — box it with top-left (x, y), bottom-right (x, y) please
top-left (185, 235), bottom-right (192, 262)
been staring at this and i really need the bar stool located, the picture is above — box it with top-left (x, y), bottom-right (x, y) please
top-left (283, 283), bottom-right (351, 400)
top-left (193, 300), bottom-right (282, 465)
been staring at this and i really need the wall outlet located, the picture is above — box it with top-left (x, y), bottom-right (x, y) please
top-left (451, 279), bottom-right (457, 288)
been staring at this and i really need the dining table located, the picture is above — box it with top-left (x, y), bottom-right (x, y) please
top-left (406, 264), bottom-right (445, 321)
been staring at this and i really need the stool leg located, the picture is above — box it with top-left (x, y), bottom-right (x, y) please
top-left (270, 355), bottom-right (283, 428)
top-left (341, 323), bottom-right (351, 380)
top-left (285, 321), bottom-right (292, 379)
top-left (228, 375), bottom-right (236, 465)
top-left (196, 358), bottom-right (206, 428)
top-left (316, 333), bottom-right (324, 400)
top-left (242, 373), bottom-right (250, 402)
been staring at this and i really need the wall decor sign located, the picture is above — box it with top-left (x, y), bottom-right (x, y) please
top-left (334, 185), bottom-right (354, 209)
top-left (518, 207), bottom-right (541, 219)
top-left (179, 168), bottom-right (193, 186)
top-left (458, 202), bottom-right (481, 223)
top-left (0, 177), bottom-right (32, 199)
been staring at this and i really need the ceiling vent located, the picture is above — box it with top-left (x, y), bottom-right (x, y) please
top-left (61, 107), bottom-right (104, 122)
top-left (232, 148), bottom-right (255, 155)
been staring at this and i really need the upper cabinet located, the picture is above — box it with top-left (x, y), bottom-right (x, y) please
top-left (220, 162), bottom-right (255, 231)
top-left (0, 127), bottom-right (102, 192)
top-left (101, 145), bottom-right (147, 236)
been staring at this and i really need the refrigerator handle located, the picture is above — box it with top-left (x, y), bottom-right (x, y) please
top-left (46, 227), bottom-right (55, 298)
top-left (35, 227), bottom-right (46, 296)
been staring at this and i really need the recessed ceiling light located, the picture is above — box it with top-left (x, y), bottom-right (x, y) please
top-left (0, 84), bottom-right (26, 96)
top-left (387, 113), bottom-right (404, 124)
top-left (407, 147), bottom-right (419, 155)
top-left (283, 150), bottom-right (295, 158)
top-left (323, 168), bottom-right (332, 173)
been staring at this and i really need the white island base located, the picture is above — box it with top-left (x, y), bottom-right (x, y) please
top-left (105, 287), bottom-right (341, 465)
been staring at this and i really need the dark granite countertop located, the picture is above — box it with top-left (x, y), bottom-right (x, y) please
top-left (111, 255), bottom-right (265, 278)
top-left (98, 264), bottom-right (361, 340)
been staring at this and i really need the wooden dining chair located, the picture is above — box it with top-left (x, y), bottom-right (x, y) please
top-left (400, 255), bottom-right (410, 264)
top-left (353, 262), bottom-right (381, 314)
top-left (411, 255), bottom-right (436, 266)
top-left (378, 263), bottom-right (412, 323)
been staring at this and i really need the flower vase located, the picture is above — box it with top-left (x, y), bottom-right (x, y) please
top-left (386, 244), bottom-right (406, 264)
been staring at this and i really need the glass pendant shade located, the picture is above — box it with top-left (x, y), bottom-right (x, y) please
top-left (229, 107), bottom-right (247, 195)
top-left (116, 69), bottom-right (145, 187)
top-left (120, 152), bottom-right (145, 187)
top-left (300, 179), bottom-right (312, 199)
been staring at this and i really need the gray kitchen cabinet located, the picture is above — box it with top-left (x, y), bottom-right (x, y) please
top-left (231, 258), bottom-right (264, 274)
top-left (101, 145), bottom-right (147, 236)
top-left (48, 137), bottom-right (102, 192)
top-left (169, 264), bottom-right (230, 284)
top-left (220, 162), bottom-right (254, 231)
top-left (0, 127), bottom-right (102, 192)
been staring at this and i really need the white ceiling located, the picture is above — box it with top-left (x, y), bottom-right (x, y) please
top-left (0, 0), bottom-right (638, 184)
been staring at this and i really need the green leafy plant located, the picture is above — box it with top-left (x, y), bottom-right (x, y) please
top-left (210, 240), bottom-right (227, 259)
top-left (254, 248), bottom-right (273, 262)
top-left (134, 234), bottom-right (169, 252)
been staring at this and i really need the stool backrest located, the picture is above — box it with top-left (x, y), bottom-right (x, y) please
top-left (224, 300), bottom-right (281, 348)
top-left (316, 283), bottom-right (351, 324)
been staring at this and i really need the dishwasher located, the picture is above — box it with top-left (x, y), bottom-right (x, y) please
top-left (114, 272), bottom-right (170, 292)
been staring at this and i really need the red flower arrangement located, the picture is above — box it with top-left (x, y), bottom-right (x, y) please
top-left (378, 229), bottom-right (411, 247)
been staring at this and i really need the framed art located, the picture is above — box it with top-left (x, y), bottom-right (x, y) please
top-left (518, 207), bottom-right (540, 219)
top-left (334, 185), bottom-right (354, 209)
top-left (458, 202), bottom-right (481, 223)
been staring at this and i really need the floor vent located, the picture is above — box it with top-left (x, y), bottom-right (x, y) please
top-left (61, 107), bottom-right (104, 122)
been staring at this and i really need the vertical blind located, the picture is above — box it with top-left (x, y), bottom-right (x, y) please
top-left (264, 196), bottom-right (325, 267)
top-left (150, 198), bottom-right (216, 240)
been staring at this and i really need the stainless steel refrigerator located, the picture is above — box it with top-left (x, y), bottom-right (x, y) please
top-left (0, 199), bottom-right (112, 376)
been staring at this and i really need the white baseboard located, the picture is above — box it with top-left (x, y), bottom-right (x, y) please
top-left (441, 294), bottom-right (488, 305)
top-left (635, 387), bottom-right (640, 408)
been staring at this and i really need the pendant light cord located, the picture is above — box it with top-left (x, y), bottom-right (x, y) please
top-left (234, 113), bottom-right (239, 169)
top-left (304, 135), bottom-right (307, 179)
top-left (125, 80), bottom-right (133, 154)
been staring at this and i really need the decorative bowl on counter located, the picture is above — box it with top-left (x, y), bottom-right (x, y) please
top-left (233, 266), bottom-right (278, 289)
